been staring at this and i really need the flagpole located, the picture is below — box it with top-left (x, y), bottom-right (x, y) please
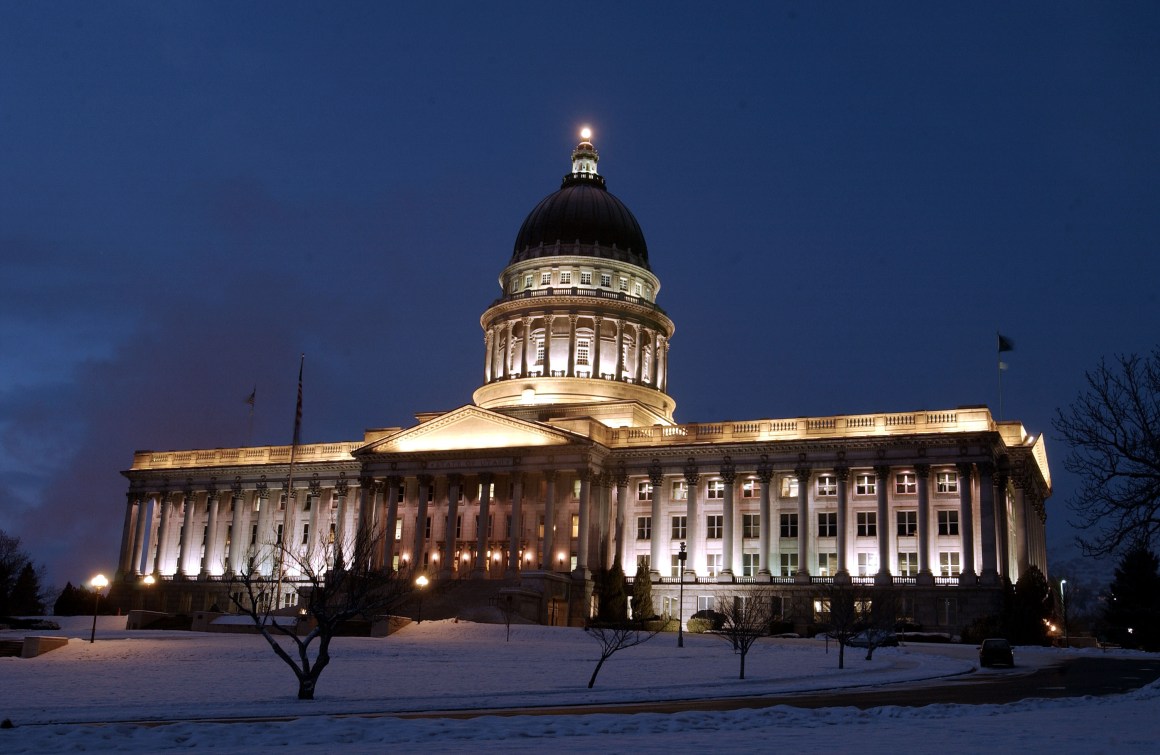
top-left (275, 355), bottom-right (305, 611)
top-left (996, 331), bottom-right (1003, 421)
top-left (245, 385), bottom-right (256, 446)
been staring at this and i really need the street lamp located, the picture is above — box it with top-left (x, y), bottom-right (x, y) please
top-left (415, 574), bottom-right (429, 624)
top-left (1060, 579), bottom-right (1069, 648)
top-left (677, 542), bottom-right (687, 648)
top-left (89, 574), bottom-right (108, 644)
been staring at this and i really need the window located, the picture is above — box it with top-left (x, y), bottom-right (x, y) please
top-left (571, 514), bottom-right (580, 538)
top-left (897, 552), bottom-right (918, 576)
top-left (895, 472), bottom-right (917, 494)
top-left (636, 516), bottom-right (651, 540)
top-left (939, 551), bottom-right (961, 577)
top-left (637, 481), bottom-right (653, 501)
top-left (818, 552), bottom-right (838, 576)
top-left (780, 476), bottom-right (799, 498)
top-left (817, 475), bottom-right (837, 496)
top-left (741, 479), bottom-right (759, 498)
top-left (250, 524), bottom-right (258, 546)
top-left (600, 273), bottom-right (611, 287)
top-left (937, 510), bottom-right (959, 536)
top-left (559, 271), bottom-right (572, 285)
top-left (301, 523), bottom-right (310, 545)
top-left (706, 553), bottom-right (722, 577)
top-left (276, 524), bottom-right (284, 544)
top-left (697, 595), bottom-right (714, 612)
top-left (670, 554), bottom-right (682, 578)
top-left (577, 340), bottom-right (590, 365)
top-left (779, 513), bottom-right (798, 538)
top-left (580, 271), bottom-right (592, 285)
top-left (706, 515), bottom-right (723, 539)
top-left (535, 339), bottom-right (544, 364)
top-left (456, 515), bottom-right (463, 539)
top-left (706, 480), bottom-right (725, 499)
top-left (742, 552), bottom-right (759, 577)
top-left (619, 277), bottom-right (628, 291)
top-left (857, 552), bottom-right (877, 576)
top-left (817, 511), bottom-right (837, 537)
top-left (742, 513), bottom-right (760, 538)
top-left (855, 474), bottom-right (876, 496)
top-left (537, 515), bottom-right (544, 539)
top-left (524, 274), bottom-right (533, 289)
top-left (780, 553), bottom-right (798, 576)
top-left (857, 511), bottom-right (877, 537)
top-left (425, 516), bottom-right (432, 539)
top-left (634, 283), bottom-right (642, 296)
top-left (540, 271), bottom-right (551, 285)
top-left (671, 515), bottom-right (687, 540)
top-left (896, 510), bottom-right (917, 536)
top-left (671, 480), bottom-right (688, 501)
top-left (303, 496), bottom-right (312, 511)
top-left (936, 471), bottom-right (958, 494)
top-left (395, 517), bottom-right (403, 541)
top-left (813, 598), bottom-right (832, 622)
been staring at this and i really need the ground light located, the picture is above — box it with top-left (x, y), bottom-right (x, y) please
top-left (415, 575), bottom-right (429, 623)
top-left (677, 542), bottom-right (687, 648)
top-left (89, 574), bottom-right (108, 643)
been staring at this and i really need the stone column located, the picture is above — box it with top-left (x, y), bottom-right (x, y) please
top-left (874, 465), bottom-right (891, 585)
top-left (118, 492), bottom-right (139, 578)
top-left (520, 316), bottom-right (531, 376)
top-left (567, 314), bottom-right (578, 377)
top-left (756, 456), bottom-right (773, 579)
top-left (254, 479), bottom-right (271, 574)
top-left (544, 315), bottom-right (554, 375)
top-left (357, 476), bottom-right (375, 564)
top-left (414, 475), bottom-right (431, 571)
top-left (1013, 482), bottom-right (1030, 577)
top-left (575, 469), bottom-right (592, 578)
top-left (978, 462), bottom-right (999, 585)
top-left (177, 487), bottom-right (198, 578)
top-left (201, 487), bottom-right (221, 576)
top-left (484, 327), bottom-right (494, 382)
top-left (683, 458), bottom-right (700, 577)
top-left (615, 320), bottom-right (625, 379)
top-left (915, 464), bottom-right (933, 584)
top-left (633, 325), bottom-right (644, 383)
top-left (648, 460), bottom-right (664, 580)
top-left (442, 474), bottom-right (460, 577)
top-left (152, 491), bottom-right (173, 575)
top-left (957, 462), bottom-right (977, 583)
top-left (131, 492), bottom-right (150, 575)
top-left (333, 475), bottom-right (350, 565)
top-left (592, 316), bottom-right (603, 377)
top-left (996, 470), bottom-right (1011, 581)
top-left (381, 476), bottom-right (399, 570)
top-left (720, 456), bottom-right (737, 579)
top-left (834, 466), bottom-right (850, 578)
top-left (474, 473), bottom-right (492, 578)
top-left (508, 473), bottom-right (524, 574)
top-left (795, 467), bottom-right (811, 582)
top-left (307, 477), bottom-right (325, 565)
top-left (504, 320), bottom-right (514, 377)
top-left (542, 471), bottom-right (556, 569)
top-left (228, 480), bottom-right (246, 576)
top-left (614, 467), bottom-right (629, 570)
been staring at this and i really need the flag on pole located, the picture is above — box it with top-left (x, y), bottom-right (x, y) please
top-left (292, 355), bottom-right (304, 448)
top-left (997, 333), bottom-right (1015, 353)
top-left (244, 387), bottom-right (256, 408)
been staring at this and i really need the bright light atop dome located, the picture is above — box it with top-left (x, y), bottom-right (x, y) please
top-left (580, 127), bottom-right (592, 140)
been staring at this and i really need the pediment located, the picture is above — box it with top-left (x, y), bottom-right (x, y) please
top-left (357, 405), bottom-right (577, 454)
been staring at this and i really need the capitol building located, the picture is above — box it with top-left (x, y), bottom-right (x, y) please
top-left (110, 131), bottom-right (1052, 632)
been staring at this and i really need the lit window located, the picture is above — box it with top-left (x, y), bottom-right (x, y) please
top-left (636, 516), bottom-right (651, 540)
top-left (780, 553), bottom-right (797, 576)
top-left (817, 475), bottom-right (837, 496)
top-left (671, 515), bottom-right (687, 540)
top-left (895, 472), bottom-right (917, 494)
top-left (779, 513), bottom-right (798, 538)
top-left (634, 283), bottom-right (642, 296)
top-left (938, 510), bottom-right (959, 536)
top-left (706, 480), bottom-right (725, 499)
top-left (619, 277), bottom-right (628, 291)
top-left (637, 481), bottom-right (652, 501)
top-left (580, 271), bottom-right (592, 285)
top-left (535, 339), bottom-right (544, 364)
top-left (571, 514), bottom-right (580, 538)
top-left (780, 476), bottom-right (799, 498)
top-left (706, 515), bottom-right (723, 539)
top-left (671, 480), bottom-right (688, 501)
top-left (560, 271), bottom-right (572, 285)
top-left (577, 340), bottom-right (590, 365)
top-left (855, 474), bottom-right (876, 496)
top-left (817, 511), bottom-right (837, 537)
top-left (896, 510), bottom-right (917, 536)
top-left (524, 274), bottom-right (533, 289)
top-left (670, 554), bottom-right (682, 578)
top-left (706, 553), bottom-right (722, 577)
top-left (857, 552), bottom-right (877, 576)
top-left (936, 471), bottom-right (958, 494)
top-left (742, 513), bottom-right (760, 538)
top-left (742, 553), bottom-right (759, 577)
top-left (540, 271), bottom-right (551, 285)
top-left (741, 479), bottom-right (759, 499)
top-left (600, 273), bottom-right (611, 287)
top-left (857, 511), bottom-right (877, 537)
top-left (939, 551), bottom-right (960, 577)
top-left (897, 552), bottom-right (918, 576)
top-left (818, 552), bottom-right (838, 576)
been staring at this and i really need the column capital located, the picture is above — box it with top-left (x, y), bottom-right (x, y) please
top-left (683, 457), bottom-right (699, 485)
top-left (755, 454), bottom-right (773, 484)
top-left (359, 474), bottom-right (376, 490)
top-left (914, 463), bottom-right (931, 479)
top-left (478, 471), bottom-right (494, 485)
top-left (256, 477), bottom-right (269, 499)
top-left (614, 462), bottom-right (628, 488)
top-left (334, 473), bottom-right (350, 497)
top-left (977, 460), bottom-right (995, 477)
top-left (308, 473), bottom-right (322, 497)
top-left (648, 458), bottom-right (664, 487)
top-left (874, 464), bottom-right (891, 480)
top-left (833, 465), bottom-right (850, 482)
top-left (794, 465), bottom-right (811, 484)
top-left (957, 461), bottom-right (974, 478)
top-left (231, 476), bottom-right (244, 498)
top-left (446, 472), bottom-right (463, 486)
top-left (719, 455), bottom-right (736, 484)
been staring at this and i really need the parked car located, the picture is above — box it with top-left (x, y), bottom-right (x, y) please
top-left (978, 638), bottom-right (1015, 667)
top-left (847, 629), bottom-right (899, 648)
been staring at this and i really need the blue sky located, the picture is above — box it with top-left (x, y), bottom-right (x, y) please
top-left (2, 2), bottom-right (1158, 586)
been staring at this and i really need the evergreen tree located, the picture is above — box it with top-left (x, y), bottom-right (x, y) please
top-left (9, 562), bottom-right (44, 615)
top-left (631, 559), bottom-right (655, 621)
top-left (595, 559), bottom-right (628, 624)
top-left (1105, 547), bottom-right (1160, 650)
top-left (1007, 566), bottom-right (1053, 644)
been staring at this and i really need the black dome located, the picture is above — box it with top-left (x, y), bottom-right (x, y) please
top-left (511, 174), bottom-right (650, 270)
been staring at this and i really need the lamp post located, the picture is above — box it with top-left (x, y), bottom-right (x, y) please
top-left (415, 574), bottom-right (429, 623)
top-left (1060, 578), bottom-right (1069, 648)
top-left (89, 574), bottom-right (108, 644)
top-left (677, 542), bottom-right (687, 648)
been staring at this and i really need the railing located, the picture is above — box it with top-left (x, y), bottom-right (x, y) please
top-left (133, 441), bottom-right (363, 470)
top-left (489, 287), bottom-right (666, 314)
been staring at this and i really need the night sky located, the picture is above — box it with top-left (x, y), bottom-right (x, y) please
top-left (3, 3), bottom-right (1158, 588)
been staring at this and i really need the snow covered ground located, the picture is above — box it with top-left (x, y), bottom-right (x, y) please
top-left (2, 616), bottom-right (1157, 752)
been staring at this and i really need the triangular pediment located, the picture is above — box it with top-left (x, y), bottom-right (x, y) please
top-left (357, 405), bottom-right (578, 454)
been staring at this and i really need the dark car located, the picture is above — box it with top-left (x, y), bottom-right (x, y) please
top-left (978, 638), bottom-right (1015, 667)
top-left (847, 629), bottom-right (899, 648)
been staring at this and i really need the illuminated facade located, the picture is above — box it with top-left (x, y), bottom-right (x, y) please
top-left (112, 133), bottom-right (1052, 631)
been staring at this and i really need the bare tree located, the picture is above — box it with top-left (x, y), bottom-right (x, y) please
top-left (584, 621), bottom-right (661, 688)
top-left (714, 588), bottom-right (778, 679)
top-left (227, 529), bottom-right (411, 700)
top-left (1054, 349), bottom-right (1160, 556)
top-left (825, 583), bottom-right (871, 670)
top-left (861, 588), bottom-right (901, 661)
